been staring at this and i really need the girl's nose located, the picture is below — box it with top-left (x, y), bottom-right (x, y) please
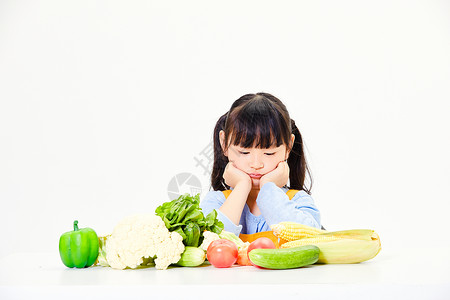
top-left (250, 155), bottom-right (264, 170)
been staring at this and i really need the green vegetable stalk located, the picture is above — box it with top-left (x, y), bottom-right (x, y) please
top-left (219, 230), bottom-right (245, 248)
top-left (96, 235), bottom-right (110, 267)
top-left (155, 193), bottom-right (224, 247)
top-left (176, 246), bottom-right (206, 267)
top-left (59, 220), bottom-right (99, 268)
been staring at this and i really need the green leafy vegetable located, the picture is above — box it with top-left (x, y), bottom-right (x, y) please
top-left (155, 193), bottom-right (224, 247)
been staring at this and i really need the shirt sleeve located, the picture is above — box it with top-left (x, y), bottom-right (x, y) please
top-left (200, 190), bottom-right (243, 236)
top-left (256, 182), bottom-right (321, 229)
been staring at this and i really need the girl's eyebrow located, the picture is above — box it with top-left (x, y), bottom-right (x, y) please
top-left (234, 144), bottom-right (282, 150)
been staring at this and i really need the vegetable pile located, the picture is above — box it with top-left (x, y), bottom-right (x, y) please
top-left (59, 194), bottom-right (381, 271)
top-left (60, 193), bottom-right (227, 270)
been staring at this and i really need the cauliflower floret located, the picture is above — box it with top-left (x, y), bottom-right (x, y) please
top-left (199, 230), bottom-right (220, 251)
top-left (105, 214), bottom-right (185, 270)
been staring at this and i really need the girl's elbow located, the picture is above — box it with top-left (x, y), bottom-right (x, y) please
top-left (302, 211), bottom-right (321, 229)
top-left (310, 218), bottom-right (321, 229)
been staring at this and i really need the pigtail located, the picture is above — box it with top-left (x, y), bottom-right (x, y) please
top-left (211, 113), bottom-right (230, 191)
top-left (287, 119), bottom-right (313, 194)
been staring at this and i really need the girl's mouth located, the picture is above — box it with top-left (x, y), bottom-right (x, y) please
top-left (249, 173), bottom-right (263, 179)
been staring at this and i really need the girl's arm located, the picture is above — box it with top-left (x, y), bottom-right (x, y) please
top-left (256, 182), bottom-right (321, 228)
top-left (218, 182), bottom-right (251, 225)
top-left (200, 190), bottom-right (244, 236)
top-left (218, 161), bottom-right (252, 226)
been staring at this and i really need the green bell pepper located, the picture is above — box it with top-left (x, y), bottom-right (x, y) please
top-left (59, 220), bottom-right (99, 268)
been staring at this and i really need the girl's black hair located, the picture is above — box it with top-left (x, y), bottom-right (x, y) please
top-left (211, 92), bottom-right (313, 194)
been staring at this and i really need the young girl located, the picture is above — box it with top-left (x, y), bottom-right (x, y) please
top-left (200, 92), bottom-right (322, 236)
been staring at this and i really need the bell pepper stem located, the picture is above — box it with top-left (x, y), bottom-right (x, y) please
top-left (74, 220), bottom-right (79, 231)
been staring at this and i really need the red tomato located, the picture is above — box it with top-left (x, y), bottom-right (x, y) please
top-left (207, 239), bottom-right (238, 268)
top-left (247, 237), bottom-right (276, 266)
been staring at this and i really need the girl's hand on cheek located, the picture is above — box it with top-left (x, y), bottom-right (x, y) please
top-left (260, 161), bottom-right (290, 189)
top-left (223, 162), bottom-right (252, 190)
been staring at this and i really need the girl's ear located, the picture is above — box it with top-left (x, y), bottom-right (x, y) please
top-left (285, 134), bottom-right (295, 160)
top-left (219, 130), bottom-right (228, 157)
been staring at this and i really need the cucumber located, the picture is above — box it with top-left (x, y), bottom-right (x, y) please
top-left (248, 245), bottom-right (320, 269)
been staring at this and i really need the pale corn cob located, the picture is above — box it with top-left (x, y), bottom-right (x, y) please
top-left (270, 222), bottom-right (327, 241)
top-left (281, 235), bottom-right (342, 247)
top-left (280, 230), bottom-right (381, 264)
top-left (318, 229), bottom-right (375, 240)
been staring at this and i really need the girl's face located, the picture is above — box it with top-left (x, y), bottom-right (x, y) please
top-left (220, 130), bottom-right (294, 189)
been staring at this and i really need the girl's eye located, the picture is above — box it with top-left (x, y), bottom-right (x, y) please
top-left (239, 151), bottom-right (250, 155)
top-left (265, 152), bottom-right (276, 156)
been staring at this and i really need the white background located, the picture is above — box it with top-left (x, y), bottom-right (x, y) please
top-left (1, 0), bottom-right (449, 260)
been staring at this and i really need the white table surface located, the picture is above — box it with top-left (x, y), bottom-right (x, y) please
top-left (1, 246), bottom-right (449, 300)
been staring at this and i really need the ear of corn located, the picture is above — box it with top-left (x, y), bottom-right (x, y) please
top-left (318, 229), bottom-right (375, 241)
top-left (270, 222), bottom-right (327, 241)
top-left (281, 235), bottom-right (343, 247)
top-left (280, 229), bottom-right (381, 264)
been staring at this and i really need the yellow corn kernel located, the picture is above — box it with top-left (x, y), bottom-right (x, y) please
top-left (270, 222), bottom-right (327, 241)
top-left (280, 230), bottom-right (381, 264)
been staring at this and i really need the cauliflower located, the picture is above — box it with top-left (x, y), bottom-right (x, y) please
top-left (199, 230), bottom-right (220, 251)
top-left (105, 214), bottom-right (185, 270)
